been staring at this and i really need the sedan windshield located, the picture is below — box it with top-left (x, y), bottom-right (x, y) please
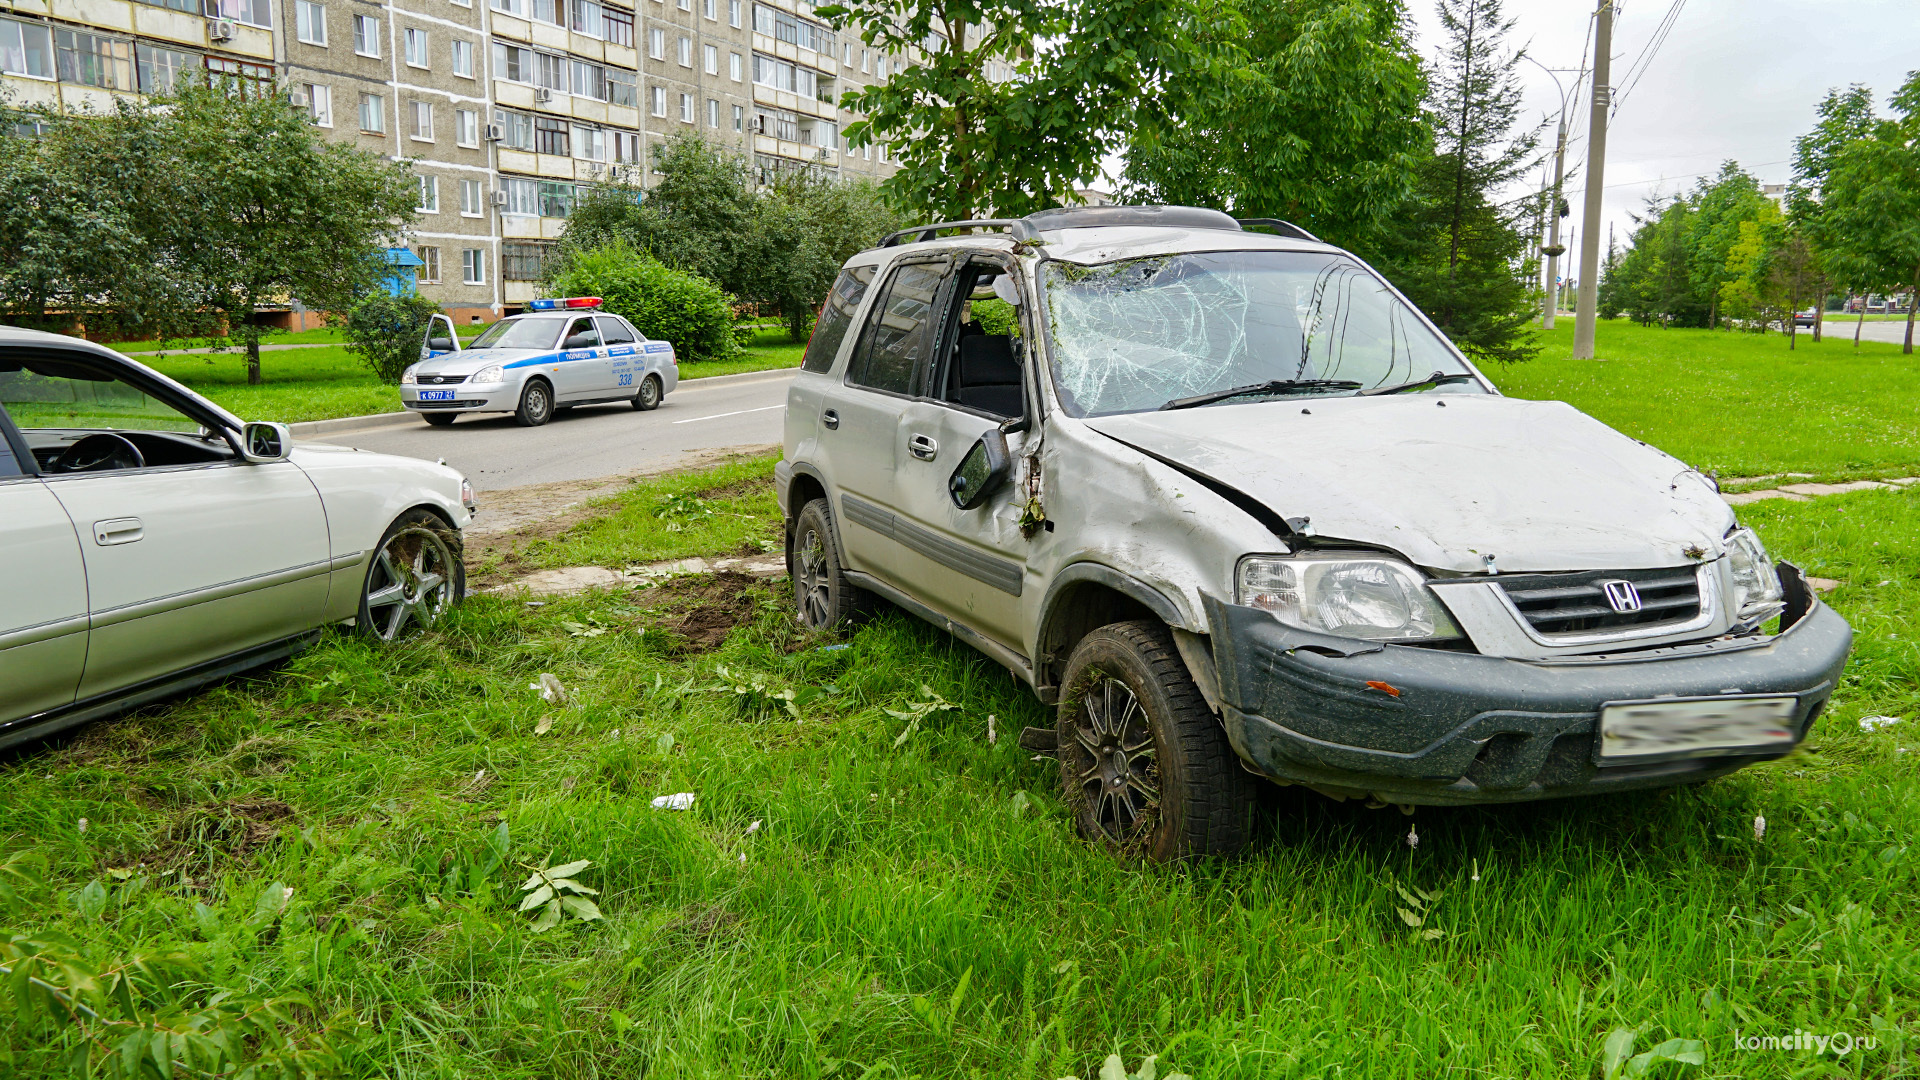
top-left (1043, 251), bottom-right (1480, 416)
top-left (467, 315), bottom-right (567, 351)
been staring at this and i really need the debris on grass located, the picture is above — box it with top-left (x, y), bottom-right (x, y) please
top-left (631, 570), bottom-right (764, 651)
top-left (651, 793), bottom-right (696, 810)
top-left (1860, 715), bottom-right (1902, 731)
top-left (532, 673), bottom-right (568, 706)
top-left (517, 858), bottom-right (602, 932)
top-left (1754, 814), bottom-right (1766, 841)
top-left (887, 686), bottom-right (960, 748)
top-left (987, 714), bottom-right (998, 745)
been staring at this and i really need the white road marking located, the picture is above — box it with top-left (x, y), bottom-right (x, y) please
top-left (671, 404), bottom-right (785, 425)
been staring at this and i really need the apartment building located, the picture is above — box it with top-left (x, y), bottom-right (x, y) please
top-left (0, 0), bottom-right (910, 319)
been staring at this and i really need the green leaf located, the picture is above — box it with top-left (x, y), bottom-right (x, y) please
top-left (1099, 1055), bottom-right (1129, 1080)
top-left (73, 880), bottom-right (108, 920)
top-left (559, 895), bottom-right (603, 921)
top-left (656, 732), bottom-right (675, 754)
top-left (1395, 907), bottom-right (1423, 927)
top-left (519, 871), bottom-right (547, 891)
top-left (1601, 1028), bottom-right (1638, 1080)
top-left (546, 859), bottom-right (592, 879)
top-left (551, 879), bottom-right (599, 896)
top-left (518, 884), bottom-right (555, 911)
top-left (531, 899), bottom-right (563, 932)
top-left (609, 1007), bottom-right (632, 1033)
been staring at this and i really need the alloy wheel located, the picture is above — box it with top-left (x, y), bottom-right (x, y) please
top-left (363, 524), bottom-right (457, 640)
top-left (794, 524), bottom-right (832, 628)
top-left (1069, 675), bottom-right (1159, 841)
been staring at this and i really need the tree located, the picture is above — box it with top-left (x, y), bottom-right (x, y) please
top-left (1120, 0), bottom-right (1428, 253)
top-left (1686, 163), bottom-right (1770, 328)
top-left (547, 243), bottom-right (743, 363)
top-left (1789, 85), bottom-right (1877, 342)
top-left (738, 176), bottom-right (900, 340)
top-left (819, 0), bottom-right (1231, 220)
top-left (565, 134), bottom-right (756, 292)
top-left (1769, 232), bottom-right (1824, 350)
top-left (342, 292), bottom-right (446, 382)
top-left (1819, 73), bottom-right (1920, 354)
top-left (1368, 0), bottom-right (1539, 363)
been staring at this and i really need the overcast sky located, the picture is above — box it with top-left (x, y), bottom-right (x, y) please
top-left (1411, 0), bottom-right (1918, 261)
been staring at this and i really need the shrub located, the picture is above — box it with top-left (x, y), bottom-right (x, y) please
top-left (548, 243), bottom-right (744, 363)
top-left (340, 291), bottom-right (445, 383)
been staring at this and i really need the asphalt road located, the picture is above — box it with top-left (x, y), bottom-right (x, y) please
top-left (314, 368), bottom-right (796, 491)
top-left (1833, 318), bottom-right (1916, 347)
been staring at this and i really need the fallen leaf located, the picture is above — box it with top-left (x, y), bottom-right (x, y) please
top-left (1365, 680), bottom-right (1402, 698)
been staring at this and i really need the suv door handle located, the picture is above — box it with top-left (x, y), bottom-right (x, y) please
top-left (94, 517), bottom-right (143, 546)
top-left (822, 409), bottom-right (840, 430)
top-left (908, 434), bottom-right (938, 460)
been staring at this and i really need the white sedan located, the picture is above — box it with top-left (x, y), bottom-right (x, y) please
top-left (0, 326), bottom-right (475, 750)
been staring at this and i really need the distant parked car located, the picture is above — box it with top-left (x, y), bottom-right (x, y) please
top-left (402, 298), bottom-right (678, 427)
top-left (1793, 309), bottom-right (1818, 327)
top-left (0, 327), bottom-right (475, 751)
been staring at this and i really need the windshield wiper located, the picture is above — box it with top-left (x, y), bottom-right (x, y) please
top-left (1159, 378), bottom-right (1364, 411)
top-left (1358, 371), bottom-right (1479, 396)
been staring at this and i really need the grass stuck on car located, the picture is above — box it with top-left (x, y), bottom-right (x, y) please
top-left (402, 297), bottom-right (678, 427)
top-left (777, 204), bottom-right (1853, 861)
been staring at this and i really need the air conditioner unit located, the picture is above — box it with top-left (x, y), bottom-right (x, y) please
top-left (491, 190), bottom-right (508, 207)
top-left (484, 123), bottom-right (504, 141)
top-left (588, 162), bottom-right (604, 175)
top-left (749, 117), bottom-right (764, 133)
top-left (287, 88), bottom-right (309, 108)
top-left (207, 17), bottom-right (238, 41)
top-left (534, 87), bottom-right (553, 103)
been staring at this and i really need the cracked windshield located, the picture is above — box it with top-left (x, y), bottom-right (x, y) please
top-left (1044, 251), bottom-right (1479, 416)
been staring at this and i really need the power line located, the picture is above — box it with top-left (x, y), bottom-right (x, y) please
top-left (1612, 0), bottom-right (1688, 116)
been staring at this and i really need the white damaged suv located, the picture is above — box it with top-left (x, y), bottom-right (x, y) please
top-left (776, 205), bottom-right (1852, 861)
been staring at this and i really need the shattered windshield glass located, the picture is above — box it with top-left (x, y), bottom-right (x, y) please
top-left (1043, 251), bottom-right (1479, 416)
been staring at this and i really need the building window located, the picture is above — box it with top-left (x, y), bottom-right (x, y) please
top-left (135, 42), bottom-right (192, 93)
top-left (679, 92), bottom-right (692, 123)
top-left (55, 29), bottom-right (133, 90)
top-left (646, 27), bottom-right (663, 60)
top-left (460, 178), bottom-right (484, 215)
top-left (731, 103), bottom-right (741, 131)
top-left (491, 0), bottom-right (525, 16)
top-left (729, 51), bottom-right (741, 81)
top-left (676, 0), bottom-right (688, 10)
top-left (603, 7), bottom-right (632, 46)
top-left (650, 85), bottom-right (666, 117)
top-left (305, 83), bottom-right (331, 126)
top-left (453, 107), bottom-right (478, 145)
top-left (843, 42), bottom-right (850, 66)
top-left (537, 181), bottom-right (573, 218)
top-left (0, 19), bottom-right (54, 80)
top-left (571, 122), bottom-right (606, 160)
top-left (860, 48), bottom-right (868, 73)
top-left (535, 50), bottom-right (566, 91)
top-left (203, 54), bottom-right (273, 91)
top-left (503, 241), bottom-right (555, 280)
top-left (462, 248), bottom-right (485, 285)
top-left (451, 38), bottom-right (472, 77)
top-left (207, 0), bottom-right (271, 28)
top-left (607, 69), bottom-right (635, 106)
top-left (417, 175), bottom-right (439, 212)
top-left (707, 98), bottom-right (718, 127)
top-left (404, 27), bottom-right (428, 67)
top-left (502, 177), bottom-right (539, 215)
top-left (497, 108), bottom-right (535, 149)
top-left (416, 246), bottom-right (442, 283)
top-left (411, 100), bottom-right (433, 140)
top-left (753, 53), bottom-right (815, 97)
top-left (703, 43), bottom-right (716, 74)
top-left (295, 0), bottom-right (326, 45)
top-left (753, 106), bottom-right (796, 141)
top-left (534, 115), bottom-right (569, 154)
top-left (677, 35), bottom-right (690, 67)
top-left (353, 14), bottom-right (379, 57)
top-left (360, 92), bottom-right (384, 133)
top-left (753, 4), bottom-right (834, 53)
top-left (615, 130), bottom-right (640, 162)
top-left (702, 0), bottom-right (714, 17)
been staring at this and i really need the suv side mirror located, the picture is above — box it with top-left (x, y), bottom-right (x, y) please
top-left (949, 428), bottom-right (1011, 510)
top-left (241, 421), bottom-right (292, 463)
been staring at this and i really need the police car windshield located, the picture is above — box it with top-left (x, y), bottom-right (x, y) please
top-left (467, 316), bottom-right (567, 351)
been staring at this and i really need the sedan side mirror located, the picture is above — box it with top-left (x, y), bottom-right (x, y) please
top-left (242, 421), bottom-right (292, 463)
top-left (948, 428), bottom-right (1011, 510)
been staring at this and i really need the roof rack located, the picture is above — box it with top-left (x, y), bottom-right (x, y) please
top-left (1236, 217), bottom-right (1321, 242)
top-left (878, 218), bottom-right (1040, 248)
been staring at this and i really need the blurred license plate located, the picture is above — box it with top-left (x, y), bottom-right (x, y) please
top-left (1596, 696), bottom-right (1798, 763)
top-left (418, 390), bottom-right (456, 401)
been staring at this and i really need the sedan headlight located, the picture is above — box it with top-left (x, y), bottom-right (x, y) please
top-left (1725, 527), bottom-right (1785, 623)
top-left (1236, 554), bottom-right (1462, 641)
top-left (470, 364), bottom-right (505, 384)
top-left (400, 365), bottom-right (418, 384)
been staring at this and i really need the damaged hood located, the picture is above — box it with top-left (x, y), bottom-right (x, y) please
top-left (1085, 393), bottom-right (1735, 574)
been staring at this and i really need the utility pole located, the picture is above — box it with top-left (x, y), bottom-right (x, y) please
top-left (1571, 0), bottom-right (1613, 359)
top-left (1543, 119), bottom-right (1568, 328)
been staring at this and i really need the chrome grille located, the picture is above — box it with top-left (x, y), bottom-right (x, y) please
top-left (1496, 567), bottom-right (1702, 636)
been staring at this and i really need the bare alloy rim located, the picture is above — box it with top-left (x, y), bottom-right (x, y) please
top-left (794, 522), bottom-right (831, 627)
top-left (364, 524), bottom-right (457, 640)
top-left (1069, 674), bottom-right (1159, 841)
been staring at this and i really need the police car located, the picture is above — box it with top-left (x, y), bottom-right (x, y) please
top-left (401, 297), bottom-right (679, 427)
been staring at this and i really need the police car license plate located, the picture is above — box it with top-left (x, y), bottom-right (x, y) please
top-left (1596, 695), bottom-right (1798, 763)
top-left (418, 390), bottom-right (456, 401)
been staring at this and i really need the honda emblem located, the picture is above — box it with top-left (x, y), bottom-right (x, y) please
top-left (1601, 579), bottom-right (1642, 613)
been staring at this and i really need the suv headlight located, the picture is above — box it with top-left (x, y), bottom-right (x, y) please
top-left (1236, 554), bottom-right (1462, 641)
top-left (471, 364), bottom-right (505, 384)
top-left (1725, 528), bottom-right (1785, 623)
top-left (400, 365), bottom-right (418, 384)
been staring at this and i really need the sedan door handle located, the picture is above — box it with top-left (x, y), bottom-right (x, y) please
top-left (908, 434), bottom-right (939, 461)
top-left (93, 517), bottom-right (143, 546)
top-left (822, 409), bottom-right (840, 430)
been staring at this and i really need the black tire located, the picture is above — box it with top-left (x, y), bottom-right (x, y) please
top-left (514, 379), bottom-right (554, 427)
top-left (1056, 620), bottom-right (1257, 861)
top-left (632, 374), bottom-right (662, 411)
top-left (787, 496), bottom-right (873, 630)
top-left (357, 509), bottom-right (465, 641)
top-left (421, 413), bottom-right (457, 427)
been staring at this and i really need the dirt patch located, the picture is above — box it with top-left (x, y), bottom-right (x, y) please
top-left (663, 901), bottom-right (740, 944)
top-left (630, 570), bottom-right (765, 651)
top-left (148, 797), bottom-right (296, 870)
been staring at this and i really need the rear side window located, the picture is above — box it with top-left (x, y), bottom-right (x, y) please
top-left (597, 316), bottom-right (637, 345)
top-left (847, 261), bottom-right (946, 396)
top-left (802, 264), bottom-right (876, 373)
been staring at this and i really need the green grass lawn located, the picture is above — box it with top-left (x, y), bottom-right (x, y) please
top-left (3, 456), bottom-right (1917, 1077)
top-left (132, 327), bottom-right (807, 424)
top-left (1496, 321), bottom-right (1920, 482)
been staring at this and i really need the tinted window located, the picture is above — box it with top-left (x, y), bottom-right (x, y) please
top-left (562, 317), bottom-right (602, 350)
top-left (847, 261), bottom-right (945, 396)
top-left (596, 316), bottom-right (636, 345)
top-left (802, 264), bottom-right (876, 373)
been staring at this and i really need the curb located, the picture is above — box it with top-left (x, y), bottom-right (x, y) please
top-left (287, 365), bottom-right (798, 438)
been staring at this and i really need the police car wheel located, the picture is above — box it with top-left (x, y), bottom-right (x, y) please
top-left (421, 413), bottom-right (456, 427)
top-left (632, 375), bottom-right (662, 412)
top-left (515, 380), bottom-right (553, 427)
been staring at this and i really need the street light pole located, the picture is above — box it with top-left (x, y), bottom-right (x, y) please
top-left (1571, 0), bottom-right (1613, 359)
top-left (1543, 119), bottom-right (1567, 328)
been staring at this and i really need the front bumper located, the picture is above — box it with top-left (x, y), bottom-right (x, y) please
top-left (401, 383), bottom-right (518, 414)
top-left (1203, 570), bottom-right (1852, 806)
